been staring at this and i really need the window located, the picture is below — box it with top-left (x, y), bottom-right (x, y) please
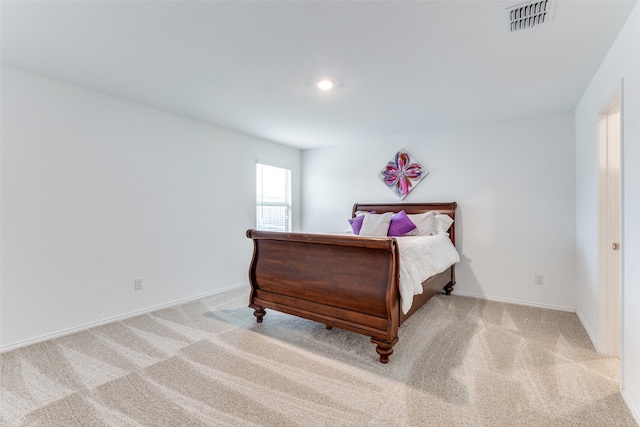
top-left (256, 163), bottom-right (291, 232)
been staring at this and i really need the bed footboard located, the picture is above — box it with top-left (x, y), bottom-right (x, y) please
top-left (246, 230), bottom-right (401, 363)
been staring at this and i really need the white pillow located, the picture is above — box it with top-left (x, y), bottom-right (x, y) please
top-left (435, 214), bottom-right (454, 234)
top-left (406, 211), bottom-right (437, 236)
top-left (359, 212), bottom-right (393, 237)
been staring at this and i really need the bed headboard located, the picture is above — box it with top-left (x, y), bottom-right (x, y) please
top-left (352, 202), bottom-right (457, 245)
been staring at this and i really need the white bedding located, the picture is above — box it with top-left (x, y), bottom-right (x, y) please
top-left (396, 234), bottom-right (460, 314)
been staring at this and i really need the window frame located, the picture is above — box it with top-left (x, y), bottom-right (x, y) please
top-left (256, 163), bottom-right (292, 232)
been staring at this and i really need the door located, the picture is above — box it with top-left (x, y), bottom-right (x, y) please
top-left (597, 91), bottom-right (621, 358)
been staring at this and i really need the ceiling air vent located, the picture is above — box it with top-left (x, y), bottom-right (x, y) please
top-left (506, 0), bottom-right (554, 31)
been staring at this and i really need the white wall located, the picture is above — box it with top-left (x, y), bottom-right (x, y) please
top-left (0, 66), bottom-right (301, 350)
top-left (302, 112), bottom-right (576, 311)
top-left (575, 2), bottom-right (640, 422)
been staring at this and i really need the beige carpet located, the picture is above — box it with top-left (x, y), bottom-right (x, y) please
top-left (0, 286), bottom-right (636, 426)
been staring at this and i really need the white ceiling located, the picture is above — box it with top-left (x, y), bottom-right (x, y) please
top-left (1, 1), bottom-right (636, 150)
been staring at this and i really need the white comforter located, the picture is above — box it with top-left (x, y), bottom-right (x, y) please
top-left (396, 234), bottom-right (460, 314)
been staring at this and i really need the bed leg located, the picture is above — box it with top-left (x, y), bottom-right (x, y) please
top-left (252, 307), bottom-right (266, 323)
top-left (371, 338), bottom-right (397, 364)
top-left (326, 325), bottom-right (333, 330)
top-left (445, 269), bottom-right (456, 295)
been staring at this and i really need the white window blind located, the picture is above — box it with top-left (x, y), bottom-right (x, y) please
top-left (256, 163), bottom-right (291, 232)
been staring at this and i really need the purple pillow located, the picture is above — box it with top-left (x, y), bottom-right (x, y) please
top-left (388, 210), bottom-right (417, 237)
top-left (348, 211), bottom-right (376, 235)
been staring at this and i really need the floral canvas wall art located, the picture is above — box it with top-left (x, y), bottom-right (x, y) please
top-left (378, 150), bottom-right (427, 200)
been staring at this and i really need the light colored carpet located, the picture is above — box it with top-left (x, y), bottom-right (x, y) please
top-left (0, 286), bottom-right (636, 426)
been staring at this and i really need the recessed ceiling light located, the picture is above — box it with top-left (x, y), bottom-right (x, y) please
top-left (316, 79), bottom-right (334, 91)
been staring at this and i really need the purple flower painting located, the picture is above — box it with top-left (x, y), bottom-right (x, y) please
top-left (378, 150), bottom-right (427, 200)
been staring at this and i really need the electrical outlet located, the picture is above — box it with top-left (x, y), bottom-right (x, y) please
top-left (534, 274), bottom-right (544, 285)
top-left (134, 278), bottom-right (143, 290)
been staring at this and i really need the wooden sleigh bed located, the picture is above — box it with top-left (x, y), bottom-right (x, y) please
top-left (246, 202), bottom-right (457, 363)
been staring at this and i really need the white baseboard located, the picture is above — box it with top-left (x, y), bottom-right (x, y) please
top-left (575, 308), bottom-right (598, 350)
top-left (452, 290), bottom-right (576, 313)
top-left (0, 282), bottom-right (249, 353)
top-left (622, 389), bottom-right (640, 426)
